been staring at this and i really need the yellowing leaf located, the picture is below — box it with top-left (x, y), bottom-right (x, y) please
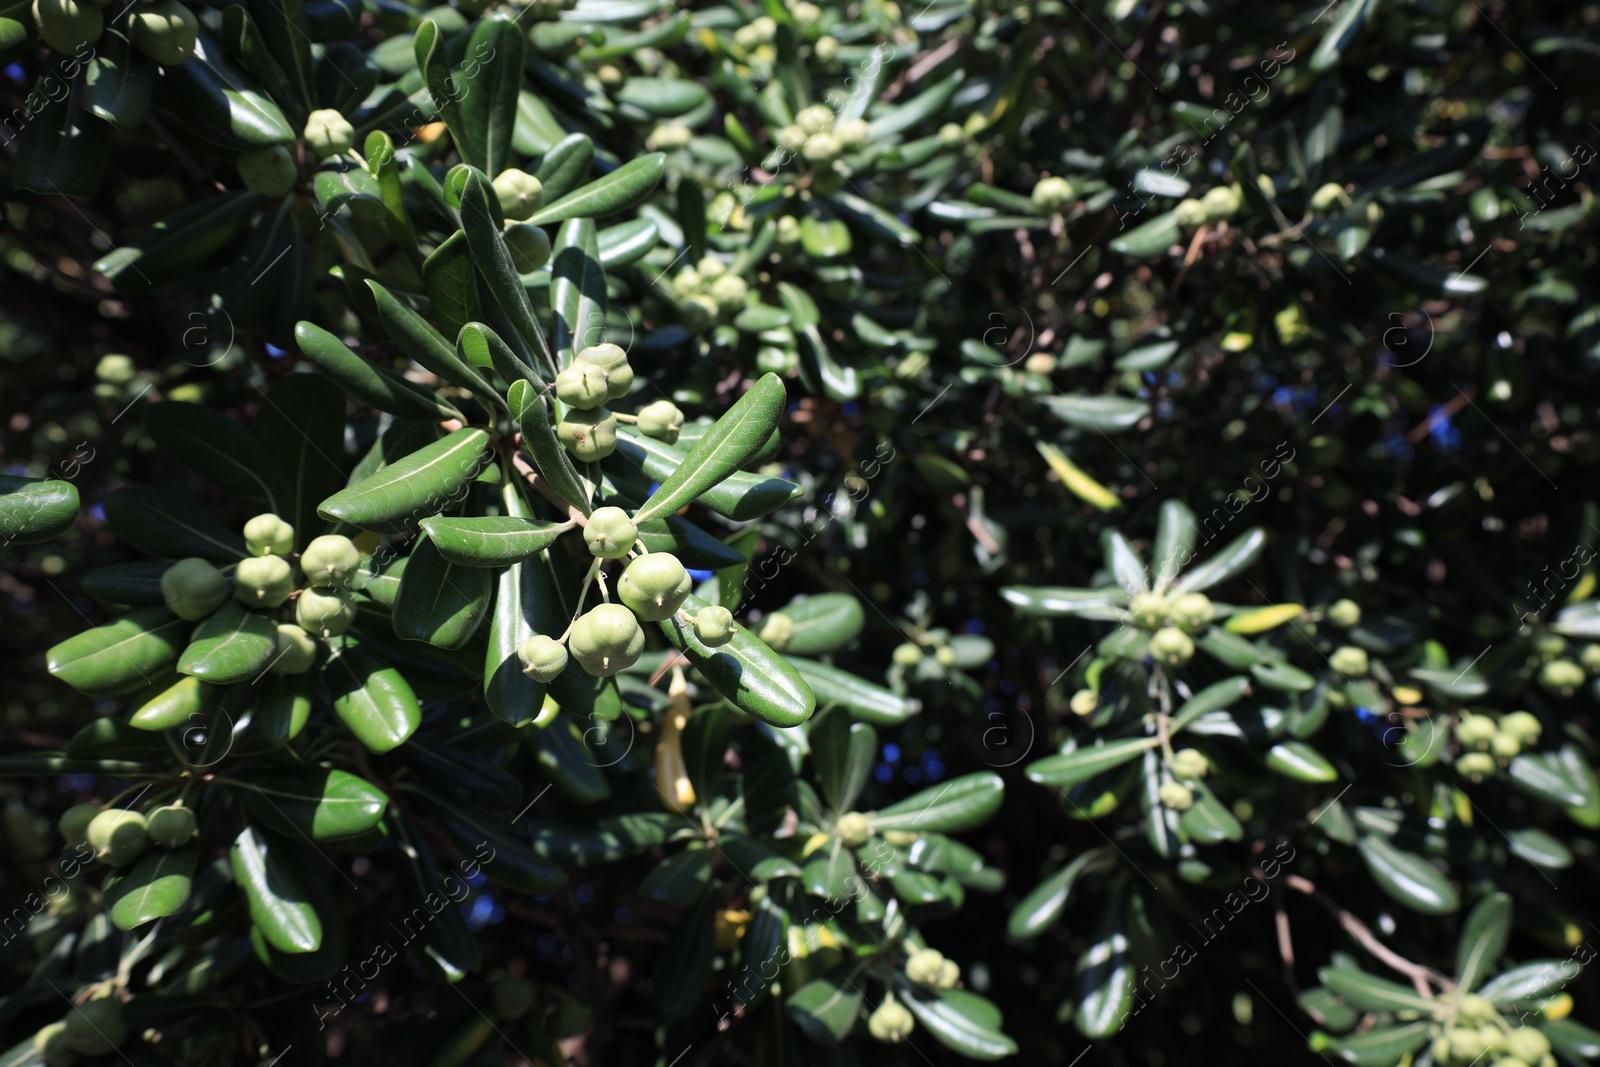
top-left (1036, 441), bottom-right (1120, 510)
top-left (1225, 603), bottom-right (1306, 634)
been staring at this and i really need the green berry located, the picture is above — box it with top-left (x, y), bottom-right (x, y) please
top-left (1327, 599), bottom-right (1361, 628)
top-left (568, 604), bottom-right (644, 677)
top-left (802, 132), bottom-right (841, 164)
top-left (867, 995), bottom-right (914, 1043)
top-left (1500, 711), bottom-right (1541, 743)
top-left (1069, 689), bottom-right (1097, 716)
top-left (679, 295), bottom-right (718, 333)
top-left (936, 958), bottom-right (960, 988)
top-left (648, 124), bottom-right (692, 150)
top-left (1174, 197), bottom-right (1207, 227)
top-left (776, 216), bottom-right (802, 245)
top-left (1329, 645), bottom-right (1368, 677)
top-left (504, 222), bottom-right (551, 272)
top-left (303, 108), bottom-right (354, 158)
top-left (1310, 182), bottom-right (1349, 212)
top-left (145, 803), bottom-right (196, 848)
top-left (1024, 352), bottom-right (1057, 376)
top-left (836, 811), bottom-right (870, 846)
top-left (86, 809), bottom-right (148, 866)
top-left (34, 1023), bottom-right (77, 1067)
top-left (1581, 644), bottom-right (1600, 674)
top-left (583, 507), bottom-right (637, 559)
top-left (32, 0), bottom-right (101, 53)
top-left (905, 947), bottom-right (945, 985)
top-left (709, 274), bottom-right (748, 312)
top-left (234, 554), bottom-right (294, 609)
top-left (1031, 176), bottom-right (1074, 214)
top-left (1455, 713), bottom-right (1497, 748)
top-left (1449, 1028), bottom-right (1488, 1061)
top-left (693, 605), bottom-right (735, 647)
top-left (57, 803), bottom-right (100, 846)
top-left (814, 34), bottom-right (839, 61)
top-left (1169, 592), bottom-right (1214, 634)
top-left (1533, 633), bottom-right (1566, 659)
top-left (516, 634), bottom-right (568, 682)
top-left (1201, 184), bottom-right (1242, 220)
top-left (558, 406), bottom-right (618, 462)
top-left (1170, 748), bottom-right (1208, 779)
top-left (301, 534), bottom-right (361, 588)
top-left (636, 400), bottom-right (684, 444)
top-left (1150, 627), bottom-right (1194, 668)
top-left (243, 513), bottom-right (295, 557)
top-left (127, 0), bottom-right (196, 65)
top-left (696, 256), bottom-right (727, 280)
top-left (618, 553), bottom-right (691, 622)
top-left (236, 146), bottom-right (297, 197)
top-left (493, 169), bottom-right (544, 221)
top-left (1458, 994), bottom-right (1496, 1023)
top-left (938, 122), bottom-right (964, 147)
top-left (837, 117), bottom-right (870, 150)
top-left (555, 363), bottom-right (610, 409)
top-left (1158, 781), bottom-right (1194, 810)
top-left (1490, 730), bottom-right (1521, 759)
top-left (575, 342), bottom-right (633, 399)
top-left (161, 558), bottom-right (229, 621)
top-left (892, 642), bottom-right (921, 667)
top-left (795, 104), bottom-right (834, 135)
top-left (270, 623), bottom-right (318, 674)
top-left (936, 645), bottom-right (957, 667)
top-left (295, 587), bottom-right (355, 638)
top-left (1539, 658), bottom-right (1584, 695)
top-left (1456, 752), bottom-right (1497, 779)
top-left (1127, 592), bottom-right (1167, 630)
top-left (1508, 1029), bottom-right (1551, 1062)
top-left (758, 612), bottom-right (794, 651)
top-left (63, 995), bottom-right (127, 1055)
top-left (95, 354), bottom-right (136, 384)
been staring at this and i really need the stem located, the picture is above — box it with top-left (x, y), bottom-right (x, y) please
top-left (1283, 874), bottom-right (1453, 995)
top-left (558, 559), bottom-right (603, 641)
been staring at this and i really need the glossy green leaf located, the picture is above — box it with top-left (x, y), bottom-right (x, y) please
top-left (509, 379), bottom-right (592, 515)
top-left (614, 427), bottom-right (801, 522)
top-left (1506, 752), bottom-right (1589, 808)
top-left (458, 320), bottom-right (534, 387)
top-left (459, 173), bottom-right (557, 376)
top-left (105, 844), bottom-right (198, 931)
top-left (786, 973), bottom-right (862, 1045)
top-left (901, 989), bottom-right (1018, 1061)
top-left (318, 427), bottom-right (489, 535)
top-left (803, 837), bottom-right (856, 899)
top-left (1356, 835), bottom-right (1459, 915)
top-left (1324, 1020), bottom-right (1431, 1067)
top-left (47, 606), bottom-right (190, 697)
top-left (325, 640), bottom-right (422, 753)
top-left (129, 674), bottom-right (216, 731)
top-left (456, 18), bottom-right (522, 177)
top-left (1177, 779), bottom-right (1243, 843)
top-left (394, 536), bottom-right (491, 649)
top-left (1264, 741), bottom-right (1338, 782)
top-left (1006, 847), bottom-right (1115, 940)
top-left (422, 232), bottom-right (480, 344)
top-left (104, 487), bottom-right (249, 563)
top-left (366, 279), bottom-right (492, 401)
top-left (1478, 960), bottom-right (1579, 1004)
top-left (1506, 827), bottom-right (1573, 869)
top-left (1174, 527), bottom-right (1268, 594)
top-left (294, 321), bottom-right (456, 422)
top-left (810, 708), bottom-right (875, 813)
top-left (788, 657), bottom-right (918, 725)
top-left (145, 402), bottom-right (291, 511)
top-left (436, 802), bottom-right (566, 894)
top-left (232, 767), bottom-right (389, 842)
top-left (1000, 585), bottom-right (1126, 619)
top-left (657, 594), bottom-right (814, 728)
top-left (1026, 738), bottom-right (1160, 787)
top-left (552, 218), bottom-right (607, 362)
top-left (528, 152), bottom-right (666, 225)
top-left (640, 849), bottom-right (714, 908)
top-left (163, 33), bottom-right (295, 146)
top-left (0, 475), bottom-right (78, 545)
top-left (231, 824), bottom-right (323, 954)
top-left (1543, 1019), bottom-right (1600, 1062)
top-left (13, 90), bottom-right (108, 198)
top-left (1252, 660), bottom-right (1318, 693)
top-left (1171, 676), bottom-right (1252, 730)
top-left (1075, 893), bottom-right (1134, 1038)
top-left (634, 373), bottom-right (787, 523)
top-left (717, 834), bottom-right (801, 881)
top-left (1152, 499), bottom-right (1198, 589)
top-left (251, 373), bottom-right (347, 548)
top-left (869, 771), bottom-right (1003, 833)
top-left (1455, 892), bottom-right (1512, 992)
top-left (1317, 965), bottom-right (1437, 1016)
top-left (178, 601), bottom-right (278, 683)
top-left (259, 672), bottom-right (314, 746)
top-left (419, 516), bottom-right (570, 567)
top-left (534, 133), bottom-right (594, 200)
top-left (83, 30), bottom-right (154, 132)
top-left (1103, 529), bottom-right (1148, 595)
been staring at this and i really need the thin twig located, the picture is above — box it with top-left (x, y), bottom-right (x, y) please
top-left (1284, 874), bottom-right (1453, 996)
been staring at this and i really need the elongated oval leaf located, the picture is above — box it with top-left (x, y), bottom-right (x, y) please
top-left (318, 427), bottom-right (489, 534)
top-left (325, 640), bottom-right (422, 752)
top-left (0, 475), bottom-right (78, 545)
top-left (105, 844), bottom-right (198, 930)
top-left (634, 373), bottom-right (787, 523)
top-left (178, 601), bottom-right (278, 683)
top-left (294, 321), bottom-right (456, 422)
top-left (47, 606), bottom-right (190, 697)
top-left (528, 152), bottom-right (666, 225)
top-left (788, 657), bottom-right (919, 725)
top-left (869, 772), bottom-right (1004, 833)
top-left (231, 824), bottom-right (323, 954)
top-left (1357, 836), bottom-right (1459, 915)
top-left (656, 594), bottom-right (814, 728)
top-left (231, 767), bottom-right (389, 842)
top-left (1026, 738), bottom-right (1160, 787)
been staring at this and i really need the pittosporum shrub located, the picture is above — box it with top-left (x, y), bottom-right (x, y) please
top-left (2, 0), bottom-right (1598, 1064)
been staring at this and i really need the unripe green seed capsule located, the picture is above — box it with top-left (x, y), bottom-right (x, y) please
top-left (1031, 176), bottom-right (1074, 214)
top-left (1327, 598), bottom-right (1361, 628)
top-left (1069, 689), bottom-right (1097, 715)
top-left (693, 605), bottom-right (734, 647)
top-left (1150, 627), bottom-right (1194, 667)
top-left (1169, 592), bottom-right (1213, 634)
top-left (618, 553), bottom-right (691, 622)
top-left (836, 811), bottom-right (870, 846)
top-left (270, 623), bottom-right (318, 674)
top-left (516, 634), bottom-right (568, 682)
top-left (569, 603), bottom-right (644, 676)
top-left (295, 587), bottom-right (355, 638)
top-left (32, 0), bottom-right (101, 54)
top-left (234, 554), bottom-right (295, 608)
top-left (145, 803), bottom-right (197, 848)
top-left (758, 612), bottom-right (794, 650)
top-left (709, 274), bottom-right (748, 312)
top-left (303, 108), bottom-right (355, 158)
top-left (493, 168), bottom-right (544, 221)
top-left (504, 222), bottom-right (551, 272)
top-left (583, 507), bottom-right (637, 559)
top-left (867, 995), bottom-right (914, 1043)
top-left (575, 342), bottom-right (632, 399)
top-left (243, 513), bottom-right (296, 557)
top-left (635, 399), bottom-right (684, 444)
top-left (905, 947), bottom-right (946, 985)
top-left (558, 406), bottom-right (617, 462)
top-left (127, 0), bottom-right (197, 65)
top-left (1500, 710), bottom-right (1541, 743)
top-left (236, 145), bottom-right (298, 198)
top-left (892, 642), bottom-right (921, 667)
top-left (1329, 645), bottom-right (1368, 677)
top-left (555, 363), bottom-right (610, 409)
top-left (1539, 658), bottom-right (1584, 694)
top-left (1158, 781), bottom-right (1194, 810)
top-left (63, 995), bottom-right (127, 1055)
top-left (86, 809), bottom-right (149, 866)
top-left (95, 354), bottom-right (137, 384)
top-left (58, 803), bottom-right (101, 846)
top-left (162, 557), bottom-right (229, 620)
top-left (1170, 748), bottom-right (1208, 779)
top-left (301, 534), bottom-right (361, 588)
top-left (837, 117), bottom-right (870, 150)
